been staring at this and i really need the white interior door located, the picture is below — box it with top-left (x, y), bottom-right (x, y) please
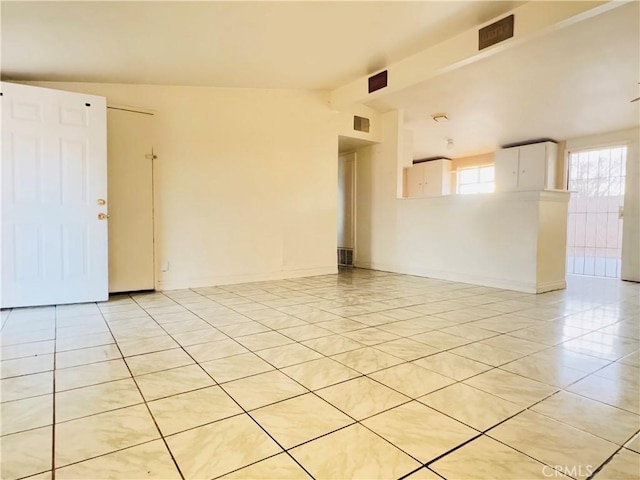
top-left (1, 82), bottom-right (108, 308)
top-left (107, 108), bottom-right (155, 293)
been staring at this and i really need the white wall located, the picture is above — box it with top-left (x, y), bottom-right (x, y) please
top-left (356, 111), bottom-right (569, 293)
top-left (26, 82), bottom-right (338, 290)
top-left (566, 128), bottom-right (640, 282)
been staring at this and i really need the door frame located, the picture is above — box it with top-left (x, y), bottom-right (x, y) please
top-left (564, 128), bottom-right (639, 282)
top-left (106, 104), bottom-right (157, 293)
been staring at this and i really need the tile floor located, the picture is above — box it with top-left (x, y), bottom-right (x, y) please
top-left (1, 269), bottom-right (639, 480)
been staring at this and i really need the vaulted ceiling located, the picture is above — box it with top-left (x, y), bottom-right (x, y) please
top-left (2, 1), bottom-right (638, 159)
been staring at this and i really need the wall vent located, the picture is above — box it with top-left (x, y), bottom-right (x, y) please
top-left (368, 70), bottom-right (388, 93)
top-left (337, 248), bottom-right (354, 267)
top-left (353, 116), bottom-right (370, 133)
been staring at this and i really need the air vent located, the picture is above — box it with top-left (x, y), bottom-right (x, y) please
top-left (337, 248), bottom-right (354, 267)
top-left (413, 156), bottom-right (452, 165)
top-left (353, 116), bottom-right (370, 133)
top-left (368, 70), bottom-right (388, 93)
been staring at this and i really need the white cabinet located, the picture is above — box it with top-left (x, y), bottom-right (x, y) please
top-left (404, 159), bottom-right (452, 198)
top-left (495, 141), bottom-right (557, 192)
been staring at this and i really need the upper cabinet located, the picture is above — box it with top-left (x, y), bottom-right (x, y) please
top-left (495, 141), bottom-right (557, 192)
top-left (404, 159), bottom-right (452, 198)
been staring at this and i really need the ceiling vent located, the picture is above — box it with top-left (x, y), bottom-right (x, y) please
top-left (353, 115), bottom-right (370, 133)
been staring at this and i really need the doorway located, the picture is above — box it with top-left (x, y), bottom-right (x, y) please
top-left (337, 152), bottom-right (355, 267)
top-left (107, 107), bottom-right (155, 293)
top-left (566, 145), bottom-right (626, 278)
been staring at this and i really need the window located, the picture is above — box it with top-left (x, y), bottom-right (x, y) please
top-left (456, 165), bottom-right (495, 194)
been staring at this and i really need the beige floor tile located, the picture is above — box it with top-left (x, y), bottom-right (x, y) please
top-left (117, 335), bottom-right (180, 357)
top-left (419, 383), bottom-right (522, 431)
top-left (0, 371), bottom-right (52, 402)
top-left (500, 356), bottom-right (588, 387)
top-left (281, 357), bottom-right (360, 390)
top-left (184, 338), bottom-right (249, 363)
top-left (290, 424), bottom-right (420, 479)
top-left (55, 344), bottom-right (122, 369)
top-left (125, 348), bottom-right (194, 376)
top-left (480, 334), bottom-right (547, 355)
top-left (411, 330), bottom-right (471, 350)
top-left (469, 315), bottom-right (539, 334)
top-left (166, 414), bottom-right (281, 479)
top-left (148, 385), bottom-right (241, 435)
top-left (620, 351), bottom-right (639, 367)
top-left (235, 331), bottom-right (295, 351)
top-left (0, 426), bottom-right (52, 480)
top-left (200, 353), bottom-right (274, 383)
top-left (55, 378), bottom-right (143, 423)
top-left (451, 342), bottom-right (523, 366)
top-left (430, 435), bottom-right (563, 480)
top-left (279, 324), bottom-right (333, 342)
top-left (223, 370), bottom-right (307, 410)
top-left (413, 352), bottom-right (492, 380)
top-left (1, 340), bottom-right (54, 361)
top-left (464, 369), bottom-right (557, 407)
top-left (255, 314), bottom-right (307, 329)
top-left (508, 324), bottom-right (590, 346)
top-left (221, 453), bottom-right (311, 479)
top-left (135, 364), bottom-right (214, 401)
top-left (342, 327), bottom-right (400, 346)
top-left (332, 347), bottom-right (404, 374)
top-left (594, 448), bottom-right (640, 480)
top-left (403, 467), bottom-right (442, 479)
top-left (289, 310), bottom-right (339, 323)
top-left (252, 393), bottom-right (353, 449)
top-left (369, 362), bottom-right (455, 398)
top-left (488, 411), bottom-right (619, 479)
top-left (531, 347), bottom-right (611, 373)
top-left (1, 330), bottom-right (55, 346)
top-left (531, 391), bottom-right (640, 445)
top-left (161, 319), bottom-right (212, 336)
top-left (0, 354), bottom-right (54, 379)
top-left (55, 332), bottom-right (115, 352)
top-left (363, 401), bottom-right (478, 463)
top-left (314, 318), bottom-right (367, 334)
top-left (217, 321), bottom-right (271, 337)
top-left (255, 343), bottom-right (323, 368)
top-left (316, 376), bottom-right (409, 420)
top-left (55, 404), bottom-right (159, 468)
top-left (22, 471), bottom-right (52, 480)
top-left (373, 338), bottom-right (439, 361)
top-left (626, 433), bottom-right (640, 453)
top-left (567, 374), bottom-right (640, 414)
top-left (171, 327), bottom-right (228, 346)
top-left (562, 333), bottom-right (638, 362)
top-left (301, 334), bottom-right (364, 356)
top-left (55, 440), bottom-right (181, 479)
top-left (594, 362), bottom-right (640, 387)
top-left (0, 394), bottom-right (53, 435)
top-left (441, 324), bottom-right (498, 341)
top-left (55, 359), bottom-right (131, 391)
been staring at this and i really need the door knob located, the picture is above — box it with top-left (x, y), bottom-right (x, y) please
top-left (97, 198), bottom-right (106, 205)
top-left (98, 213), bottom-right (110, 220)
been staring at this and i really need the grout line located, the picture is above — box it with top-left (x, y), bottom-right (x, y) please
top-left (51, 305), bottom-right (58, 480)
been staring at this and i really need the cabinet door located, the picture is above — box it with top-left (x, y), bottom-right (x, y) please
top-left (495, 148), bottom-right (519, 192)
top-left (518, 143), bottom-right (547, 191)
top-left (423, 161), bottom-right (443, 197)
top-left (405, 164), bottom-right (425, 197)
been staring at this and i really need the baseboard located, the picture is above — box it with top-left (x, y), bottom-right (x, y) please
top-left (157, 266), bottom-right (338, 291)
top-left (536, 279), bottom-right (567, 293)
top-left (356, 261), bottom-right (540, 294)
